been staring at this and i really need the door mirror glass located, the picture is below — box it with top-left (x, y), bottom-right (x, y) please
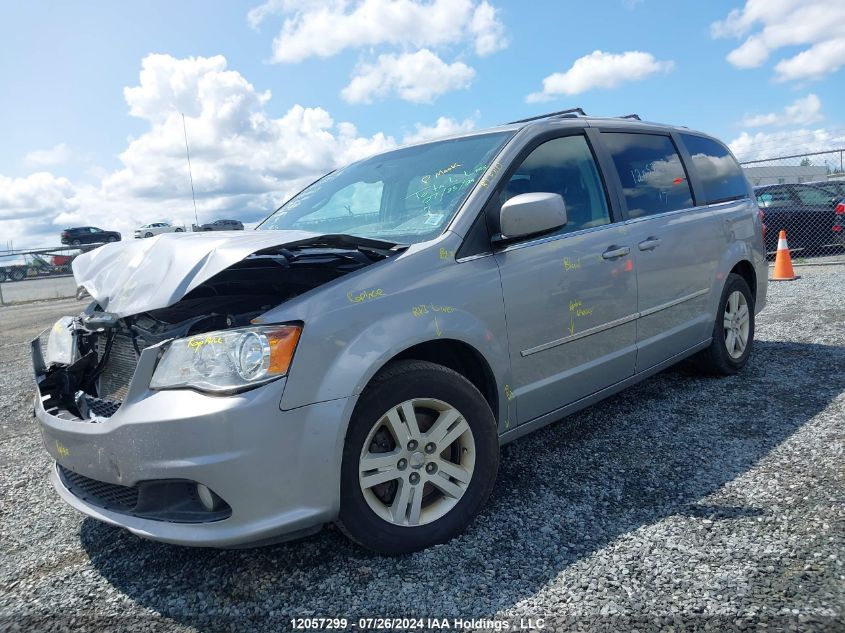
top-left (499, 192), bottom-right (568, 240)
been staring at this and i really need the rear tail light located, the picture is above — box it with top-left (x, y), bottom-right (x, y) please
top-left (836, 202), bottom-right (844, 215)
top-left (758, 208), bottom-right (767, 239)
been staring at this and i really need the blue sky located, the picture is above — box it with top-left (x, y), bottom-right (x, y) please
top-left (1, 0), bottom-right (843, 247)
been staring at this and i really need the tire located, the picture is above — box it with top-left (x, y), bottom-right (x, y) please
top-left (107, 236), bottom-right (118, 242)
top-left (695, 273), bottom-right (755, 375)
top-left (144, 232), bottom-right (153, 238)
top-left (71, 239), bottom-right (81, 246)
top-left (337, 360), bottom-right (499, 554)
top-left (0, 270), bottom-right (6, 283)
top-left (10, 268), bottom-right (25, 282)
top-left (175, 228), bottom-right (184, 232)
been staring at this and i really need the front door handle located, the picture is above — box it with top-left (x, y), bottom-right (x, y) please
top-left (638, 237), bottom-right (662, 251)
top-left (602, 245), bottom-right (630, 259)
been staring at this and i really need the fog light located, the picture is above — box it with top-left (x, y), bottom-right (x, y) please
top-left (196, 484), bottom-right (220, 511)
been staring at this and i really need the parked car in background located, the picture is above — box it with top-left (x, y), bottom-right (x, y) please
top-left (804, 181), bottom-right (845, 247)
top-left (198, 219), bottom-right (244, 231)
top-left (34, 110), bottom-right (767, 554)
top-left (754, 183), bottom-right (842, 254)
top-left (806, 180), bottom-right (845, 200)
top-left (134, 223), bottom-right (186, 239)
top-left (60, 227), bottom-right (121, 246)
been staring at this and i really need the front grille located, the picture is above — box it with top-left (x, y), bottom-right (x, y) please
top-left (59, 465), bottom-right (139, 511)
top-left (84, 395), bottom-right (122, 418)
top-left (98, 334), bottom-right (138, 401)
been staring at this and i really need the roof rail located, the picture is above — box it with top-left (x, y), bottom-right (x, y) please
top-left (618, 113), bottom-right (641, 120)
top-left (508, 108), bottom-right (587, 124)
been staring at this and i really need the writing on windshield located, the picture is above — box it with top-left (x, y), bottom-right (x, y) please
top-left (257, 132), bottom-right (512, 245)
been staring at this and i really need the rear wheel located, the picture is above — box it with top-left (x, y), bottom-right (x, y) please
top-left (71, 239), bottom-right (81, 246)
top-left (107, 236), bottom-right (118, 242)
top-left (0, 270), bottom-right (6, 283)
top-left (695, 273), bottom-right (754, 375)
top-left (10, 267), bottom-right (25, 282)
top-left (337, 360), bottom-right (499, 554)
top-left (175, 228), bottom-right (184, 232)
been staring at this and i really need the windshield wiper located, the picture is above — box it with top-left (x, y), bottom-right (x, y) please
top-left (296, 233), bottom-right (408, 254)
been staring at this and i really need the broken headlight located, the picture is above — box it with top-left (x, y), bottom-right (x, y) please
top-left (46, 317), bottom-right (78, 366)
top-left (150, 325), bottom-right (301, 393)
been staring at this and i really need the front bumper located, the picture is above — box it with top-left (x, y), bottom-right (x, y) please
top-left (32, 336), bottom-right (357, 547)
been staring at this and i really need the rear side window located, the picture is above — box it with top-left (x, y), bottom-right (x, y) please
top-left (756, 188), bottom-right (792, 209)
top-left (499, 135), bottom-right (611, 235)
top-left (680, 134), bottom-right (748, 204)
top-left (793, 185), bottom-right (834, 206)
top-left (603, 132), bottom-right (693, 218)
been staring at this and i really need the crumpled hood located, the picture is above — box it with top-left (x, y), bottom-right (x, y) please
top-left (72, 229), bottom-right (323, 317)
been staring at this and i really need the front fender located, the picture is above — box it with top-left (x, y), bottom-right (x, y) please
top-left (268, 234), bottom-right (512, 426)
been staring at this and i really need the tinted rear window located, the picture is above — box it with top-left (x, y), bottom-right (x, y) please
top-left (603, 133), bottom-right (693, 218)
top-left (680, 134), bottom-right (748, 204)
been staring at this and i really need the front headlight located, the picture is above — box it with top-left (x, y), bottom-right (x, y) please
top-left (150, 325), bottom-right (301, 393)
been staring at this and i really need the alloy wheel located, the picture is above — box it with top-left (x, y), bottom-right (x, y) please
top-left (358, 398), bottom-right (475, 527)
top-left (723, 290), bottom-right (750, 359)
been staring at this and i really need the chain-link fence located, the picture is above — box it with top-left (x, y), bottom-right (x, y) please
top-left (740, 149), bottom-right (845, 264)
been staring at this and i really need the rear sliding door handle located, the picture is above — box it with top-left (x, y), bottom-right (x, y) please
top-left (638, 237), bottom-right (662, 251)
top-left (602, 245), bottom-right (630, 259)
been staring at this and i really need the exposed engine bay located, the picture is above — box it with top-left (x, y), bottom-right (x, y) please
top-left (35, 239), bottom-right (398, 421)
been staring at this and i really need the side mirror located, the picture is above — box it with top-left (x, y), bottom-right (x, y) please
top-left (497, 192), bottom-right (567, 242)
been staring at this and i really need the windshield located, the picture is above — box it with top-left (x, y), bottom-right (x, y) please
top-left (257, 131), bottom-right (512, 244)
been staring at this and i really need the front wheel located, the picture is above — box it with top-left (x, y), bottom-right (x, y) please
top-left (695, 273), bottom-right (755, 375)
top-left (175, 228), bottom-right (184, 232)
top-left (337, 360), bottom-right (499, 554)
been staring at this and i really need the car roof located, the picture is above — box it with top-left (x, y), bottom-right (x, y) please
top-left (397, 108), bottom-right (716, 152)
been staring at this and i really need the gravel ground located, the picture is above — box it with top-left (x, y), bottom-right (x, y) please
top-left (0, 268), bottom-right (843, 632)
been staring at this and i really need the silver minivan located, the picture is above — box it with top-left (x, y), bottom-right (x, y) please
top-left (32, 110), bottom-right (767, 554)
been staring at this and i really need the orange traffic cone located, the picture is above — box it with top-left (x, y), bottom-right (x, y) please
top-left (771, 230), bottom-right (797, 281)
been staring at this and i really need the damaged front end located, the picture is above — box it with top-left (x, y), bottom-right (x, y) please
top-left (33, 234), bottom-right (398, 422)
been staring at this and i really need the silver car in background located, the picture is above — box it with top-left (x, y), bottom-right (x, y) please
top-left (32, 110), bottom-right (767, 554)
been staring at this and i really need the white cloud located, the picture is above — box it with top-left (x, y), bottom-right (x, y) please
top-left (0, 173), bottom-right (80, 249)
top-left (729, 128), bottom-right (845, 163)
top-left (402, 114), bottom-right (478, 144)
top-left (526, 50), bottom-right (674, 102)
top-left (341, 49), bottom-right (475, 104)
top-left (23, 143), bottom-right (72, 168)
top-left (711, 0), bottom-right (845, 82)
top-left (246, 0), bottom-right (324, 29)
top-left (741, 94), bottom-right (823, 128)
top-left (250, 0), bottom-right (507, 63)
top-left (0, 54), bottom-right (398, 248)
top-left (0, 53), bottom-right (482, 249)
top-left (470, 2), bottom-right (508, 56)
top-left (774, 38), bottom-right (845, 82)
